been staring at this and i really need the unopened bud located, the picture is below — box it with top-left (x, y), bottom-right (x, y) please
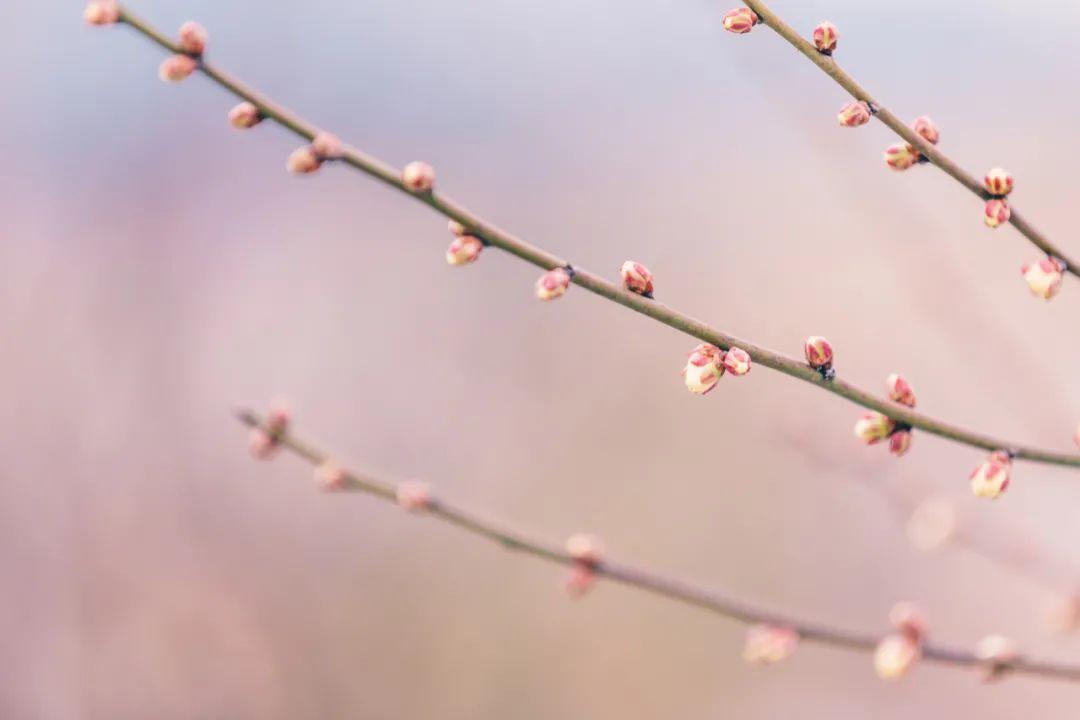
top-left (312, 132), bottom-right (343, 160)
top-left (970, 450), bottom-right (1012, 500)
top-left (722, 347), bottom-right (752, 376)
top-left (228, 102), bottom-right (263, 129)
top-left (682, 343), bottom-right (725, 395)
top-left (396, 481), bottom-right (432, 512)
top-left (889, 602), bottom-right (927, 642)
top-left (84, 1), bottom-right (120, 26)
top-left (402, 161), bottom-right (436, 193)
top-left (912, 116), bottom-right (940, 145)
top-left (812, 21), bottom-right (839, 53)
top-left (984, 199), bottom-right (1011, 228)
top-left (837, 101), bottom-right (872, 128)
top-left (742, 625), bottom-right (799, 665)
top-left (158, 54), bottom-right (198, 83)
top-left (722, 7), bottom-right (759, 34)
top-left (565, 533), bottom-right (603, 566)
top-left (889, 429), bottom-right (913, 457)
top-left (885, 374), bottom-right (917, 408)
top-left (1020, 257), bottom-right (1065, 300)
top-left (314, 461), bottom-right (349, 492)
top-left (536, 268), bottom-right (572, 301)
top-left (984, 167), bottom-right (1014, 197)
top-left (286, 146), bottom-right (322, 175)
top-left (177, 21), bottom-right (208, 56)
top-left (854, 412), bottom-right (896, 445)
top-left (448, 219), bottom-right (467, 236)
top-left (619, 261), bottom-right (655, 297)
top-left (803, 335), bottom-right (834, 371)
top-left (564, 564), bottom-right (596, 598)
top-left (874, 634), bottom-right (920, 680)
top-left (884, 143), bottom-right (919, 171)
top-left (446, 236), bottom-right (483, 266)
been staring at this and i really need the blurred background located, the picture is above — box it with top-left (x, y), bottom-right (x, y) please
top-left (3, 0), bottom-right (1080, 716)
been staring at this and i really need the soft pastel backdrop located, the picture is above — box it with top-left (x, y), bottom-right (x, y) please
top-left (3, 0), bottom-right (1080, 716)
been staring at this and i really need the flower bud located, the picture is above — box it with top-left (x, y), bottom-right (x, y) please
top-left (228, 102), bottom-right (263, 129)
top-left (854, 412), bottom-right (896, 445)
top-left (565, 533), bottom-right (603, 566)
top-left (885, 373), bottom-right (917, 408)
top-left (402, 161), bottom-right (436, 193)
top-left (742, 625), bottom-right (799, 665)
top-left (905, 495), bottom-right (956, 552)
top-left (286, 146), bottom-right (322, 175)
top-left (158, 54), bottom-right (198, 83)
top-left (874, 634), bottom-right (920, 680)
top-left (446, 236), bottom-right (483, 266)
top-left (312, 132), bottom-right (343, 160)
top-left (84, 1), bottom-right (120, 26)
top-left (682, 343), bottom-right (725, 395)
top-left (1020, 257), bottom-right (1065, 300)
top-left (177, 21), bottom-right (208, 56)
top-left (536, 268), bottom-right (572, 301)
top-left (837, 101), bottom-right (872, 128)
top-left (619, 261), bottom-right (655, 297)
top-left (812, 21), bottom-right (839, 54)
top-left (248, 429), bottom-right (277, 460)
top-left (984, 167), bottom-right (1014, 197)
top-left (984, 198), bottom-right (1010, 228)
top-left (970, 450), bottom-right (1012, 500)
top-left (564, 564), bottom-right (596, 598)
top-left (396, 481), bottom-right (432, 513)
top-left (912, 116), bottom-right (940, 145)
top-left (883, 143), bottom-right (918, 171)
top-left (448, 219), bottom-right (467, 236)
top-left (889, 602), bottom-right (927, 642)
top-left (889, 429), bottom-right (912, 457)
top-left (803, 336), bottom-right (834, 370)
top-left (974, 635), bottom-right (1018, 683)
top-left (722, 347), bottom-right (752, 376)
top-left (722, 7), bottom-right (759, 34)
top-left (315, 461), bottom-right (349, 492)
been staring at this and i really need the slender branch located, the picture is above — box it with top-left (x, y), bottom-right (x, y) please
top-left (107, 6), bottom-right (1080, 469)
top-left (740, 0), bottom-right (1079, 278)
top-left (235, 409), bottom-right (1080, 684)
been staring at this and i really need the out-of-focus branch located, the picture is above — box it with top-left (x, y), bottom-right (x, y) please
top-left (235, 409), bottom-right (1080, 683)
top-left (739, 0), bottom-right (1079, 280)
top-left (94, 6), bottom-right (1080, 470)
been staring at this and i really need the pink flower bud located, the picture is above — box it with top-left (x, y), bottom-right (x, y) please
top-left (682, 343), bottom-right (725, 395)
top-left (286, 146), bottom-right (322, 175)
top-left (837, 101), bottom-right (872, 128)
top-left (248, 429), bottom-right (277, 460)
top-left (228, 102), bottom-right (263, 129)
top-left (970, 450), bottom-right (1012, 500)
top-left (312, 132), bottom-right (343, 160)
top-left (874, 634), bottom-right (920, 680)
top-left (177, 21), bottom-right (208, 56)
top-left (974, 635), bottom-right (1018, 683)
top-left (889, 430), bottom-right (913, 457)
top-left (448, 219), bottom-right (467, 236)
top-left (803, 336), bottom-right (834, 370)
top-left (565, 533), bottom-right (603, 566)
top-left (812, 21), bottom-right (839, 54)
top-left (314, 461), bottom-right (349, 492)
top-left (446, 236), bottom-right (483, 266)
top-left (854, 412), bottom-right (896, 445)
top-left (267, 405), bottom-right (290, 435)
top-left (722, 7), bottom-right (759, 34)
top-left (619, 261), bottom-right (655, 297)
top-left (564, 564), bottom-right (596, 598)
top-left (885, 373), bottom-right (917, 408)
top-left (722, 347), bottom-right (752, 376)
top-left (911, 116), bottom-right (940, 145)
top-left (883, 143), bottom-right (918, 171)
top-left (742, 625), bottom-right (799, 665)
top-left (984, 167), bottom-right (1014, 197)
top-left (984, 198), bottom-right (1011, 228)
top-left (158, 54), bottom-right (198, 83)
top-left (889, 602), bottom-right (927, 642)
top-left (402, 161), bottom-right (436, 193)
top-left (396, 481), bottom-right (432, 513)
top-left (1020, 257), bottom-right (1065, 300)
top-left (536, 268), bottom-right (572, 301)
top-left (905, 495), bottom-right (956, 552)
top-left (84, 1), bottom-right (120, 26)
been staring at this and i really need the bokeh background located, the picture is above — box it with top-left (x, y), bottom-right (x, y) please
top-left (4, 0), bottom-right (1080, 716)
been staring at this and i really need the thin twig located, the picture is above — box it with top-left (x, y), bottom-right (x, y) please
top-left (740, 0), bottom-right (1079, 278)
top-left (235, 409), bottom-right (1080, 684)
top-left (106, 6), bottom-right (1080, 469)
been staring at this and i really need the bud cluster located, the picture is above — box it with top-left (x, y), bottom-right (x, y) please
top-left (445, 219), bottom-right (484, 266)
top-left (883, 116), bottom-right (938, 172)
top-left (681, 344), bottom-right (752, 395)
top-left (156, 21), bottom-right (208, 84)
top-left (983, 168), bottom-right (1015, 229)
top-left (853, 374), bottom-right (916, 457)
top-left (287, 132), bottom-right (344, 175)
